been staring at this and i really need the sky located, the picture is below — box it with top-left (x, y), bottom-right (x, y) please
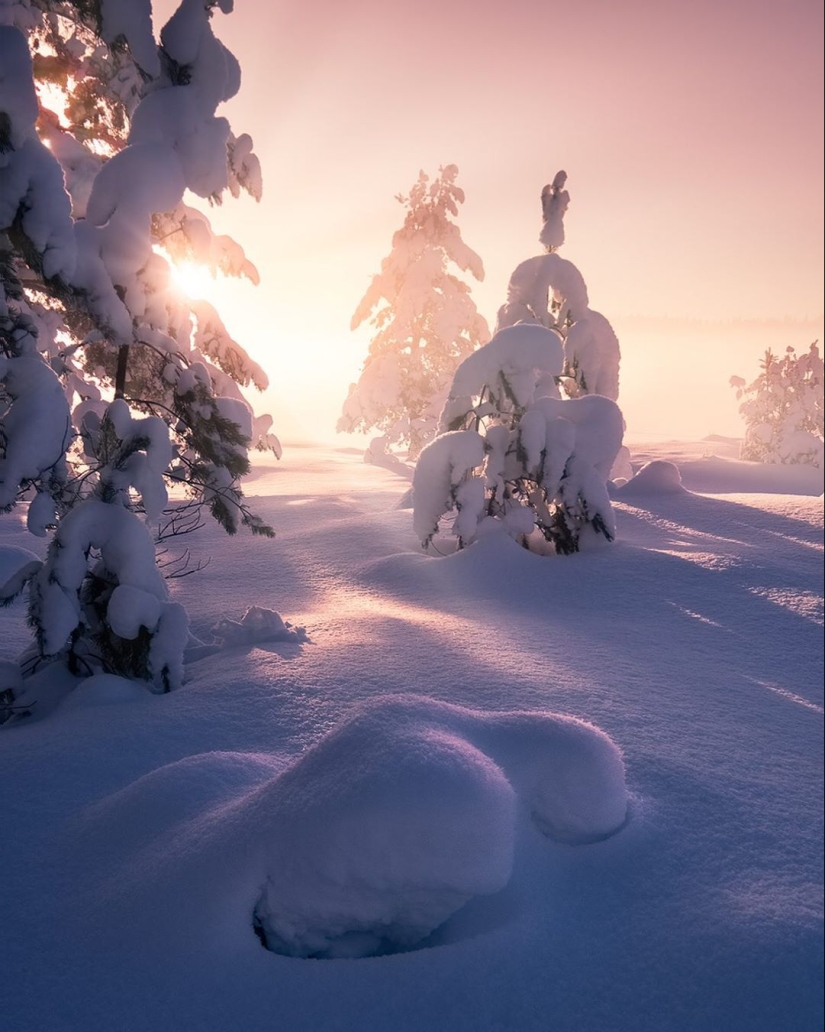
top-left (155, 0), bottom-right (824, 441)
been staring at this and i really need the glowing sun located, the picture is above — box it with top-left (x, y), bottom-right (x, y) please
top-left (169, 260), bottom-right (217, 299)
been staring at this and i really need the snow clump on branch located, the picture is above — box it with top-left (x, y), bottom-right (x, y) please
top-left (1, 1), bottom-right (279, 705)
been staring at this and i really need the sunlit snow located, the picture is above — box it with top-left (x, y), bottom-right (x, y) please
top-left (1, 436), bottom-right (822, 1031)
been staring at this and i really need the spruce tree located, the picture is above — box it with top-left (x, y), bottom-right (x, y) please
top-left (0, 1), bottom-right (277, 703)
top-left (731, 343), bottom-right (823, 467)
top-left (339, 164), bottom-right (489, 459)
top-left (496, 171), bottom-right (620, 403)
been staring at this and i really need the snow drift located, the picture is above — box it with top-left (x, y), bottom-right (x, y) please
top-left (76, 694), bottom-right (627, 962)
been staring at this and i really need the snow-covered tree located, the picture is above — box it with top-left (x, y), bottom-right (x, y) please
top-left (413, 322), bottom-right (623, 555)
top-left (339, 165), bottom-right (489, 459)
top-left (730, 343), bottom-right (823, 467)
top-left (496, 171), bottom-right (620, 403)
top-left (1, 1), bottom-right (278, 702)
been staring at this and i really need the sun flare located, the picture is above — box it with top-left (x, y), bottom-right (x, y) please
top-left (169, 260), bottom-right (217, 300)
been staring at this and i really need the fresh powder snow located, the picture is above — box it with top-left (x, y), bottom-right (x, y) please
top-left (1, 436), bottom-right (822, 1031)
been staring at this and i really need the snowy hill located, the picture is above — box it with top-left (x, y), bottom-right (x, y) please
top-left (1, 439), bottom-right (822, 1032)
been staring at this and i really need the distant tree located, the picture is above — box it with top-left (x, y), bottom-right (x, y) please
top-left (730, 343), bottom-right (823, 467)
top-left (0, 0), bottom-right (278, 707)
top-left (339, 164), bottom-right (489, 459)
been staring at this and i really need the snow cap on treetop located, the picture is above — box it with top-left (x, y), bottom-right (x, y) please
top-left (540, 170), bottom-right (569, 252)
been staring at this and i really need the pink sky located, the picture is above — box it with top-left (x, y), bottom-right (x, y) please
top-left (156, 0), bottom-right (824, 439)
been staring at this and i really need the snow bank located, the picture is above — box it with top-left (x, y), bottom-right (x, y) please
top-left (617, 460), bottom-right (686, 497)
top-left (77, 692), bottom-right (626, 962)
top-left (250, 695), bottom-right (627, 958)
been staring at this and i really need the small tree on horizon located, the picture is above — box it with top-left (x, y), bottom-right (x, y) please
top-left (730, 343), bottom-right (823, 467)
top-left (339, 164), bottom-right (489, 460)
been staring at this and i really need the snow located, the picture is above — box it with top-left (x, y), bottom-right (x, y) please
top-left (539, 170), bottom-right (569, 252)
top-left (211, 605), bottom-right (306, 646)
top-left (100, 0), bottom-right (160, 78)
top-left (412, 429), bottom-right (485, 545)
top-left (251, 696), bottom-right (625, 959)
top-left (0, 136), bottom-right (76, 280)
top-left (443, 322), bottom-right (564, 421)
top-left (617, 458), bottom-right (685, 497)
top-left (0, 25), bottom-right (38, 150)
top-left (0, 356), bottom-right (71, 511)
top-left (498, 253), bottom-right (590, 331)
top-left (563, 309), bottom-right (621, 400)
top-left (2, 436), bottom-right (821, 1031)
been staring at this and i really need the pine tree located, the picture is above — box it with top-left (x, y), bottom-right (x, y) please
top-left (339, 164), bottom-right (489, 459)
top-left (0, 0), bottom-right (277, 704)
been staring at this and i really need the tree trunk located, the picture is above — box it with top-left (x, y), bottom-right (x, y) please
top-left (114, 344), bottom-right (129, 400)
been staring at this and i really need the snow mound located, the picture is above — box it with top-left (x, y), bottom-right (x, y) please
top-left (0, 544), bottom-right (41, 592)
top-left (211, 606), bottom-right (307, 646)
top-left (252, 695), bottom-right (627, 958)
top-left (617, 460), bottom-right (686, 497)
top-left (60, 673), bottom-right (149, 710)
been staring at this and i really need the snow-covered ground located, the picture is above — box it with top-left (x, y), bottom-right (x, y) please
top-left (1, 437), bottom-right (822, 1032)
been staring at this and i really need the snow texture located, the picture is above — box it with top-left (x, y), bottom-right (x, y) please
top-left (0, 356), bottom-right (71, 512)
top-left (252, 695), bottom-right (627, 958)
top-left (0, 440), bottom-right (822, 1031)
top-left (211, 605), bottom-right (306, 646)
top-left (412, 430), bottom-right (485, 545)
top-left (563, 309), bottom-right (621, 400)
top-left (100, 0), bottom-right (160, 77)
top-left (539, 170), bottom-right (569, 252)
top-left (0, 24), bottom-right (38, 151)
top-left (497, 253), bottom-right (589, 332)
top-left (441, 323), bottom-right (564, 429)
top-left (617, 459), bottom-right (686, 497)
